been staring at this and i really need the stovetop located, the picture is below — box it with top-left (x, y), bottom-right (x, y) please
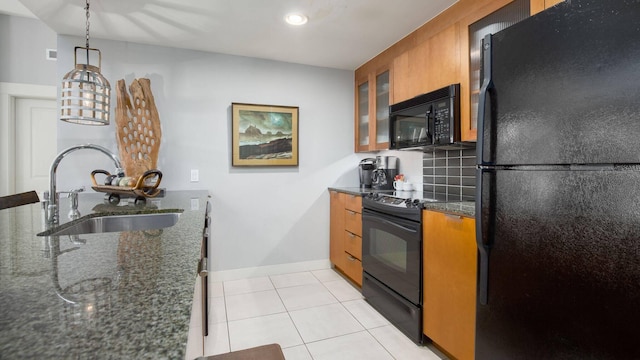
top-left (363, 191), bottom-right (443, 209)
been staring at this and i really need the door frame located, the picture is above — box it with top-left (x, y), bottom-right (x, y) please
top-left (0, 82), bottom-right (57, 195)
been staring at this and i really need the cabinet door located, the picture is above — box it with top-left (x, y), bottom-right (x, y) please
top-left (423, 211), bottom-right (477, 360)
top-left (355, 67), bottom-right (391, 152)
top-left (344, 193), bottom-right (362, 213)
top-left (425, 23), bottom-right (460, 93)
top-left (392, 24), bottom-right (459, 106)
top-left (342, 252), bottom-right (363, 286)
top-left (355, 77), bottom-right (370, 151)
top-left (392, 43), bottom-right (429, 103)
top-left (329, 191), bottom-right (346, 269)
top-left (462, 0), bottom-right (530, 142)
top-left (545, 0), bottom-right (564, 8)
top-left (373, 70), bottom-right (390, 149)
top-left (344, 209), bottom-right (362, 237)
top-left (344, 231), bottom-right (362, 260)
top-left (530, 0), bottom-right (545, 14)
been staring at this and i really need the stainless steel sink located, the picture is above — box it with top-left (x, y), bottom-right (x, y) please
top-left (41, 212), bottom-right (181, 236)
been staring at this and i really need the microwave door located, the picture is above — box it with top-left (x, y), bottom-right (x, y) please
top-left (425, 105), bottom-right (434, 145)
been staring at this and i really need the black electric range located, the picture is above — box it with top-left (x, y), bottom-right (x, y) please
top-left (361, 191), bottom-right (442, 221)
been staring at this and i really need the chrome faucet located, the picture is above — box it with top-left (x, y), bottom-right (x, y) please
top-left (46, 144), bottom-right (123, 225)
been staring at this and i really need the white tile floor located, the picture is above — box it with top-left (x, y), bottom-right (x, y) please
top-left (203, 268), bottom-right (445, 359)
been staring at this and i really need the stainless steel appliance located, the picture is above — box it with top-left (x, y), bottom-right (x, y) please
top-left (361, 192), bottom-right (429, 344)
top-left (371, 156), bottom-right (398, 190)
top-left (389, 84), bottom-right (460, 150)
top-left (358, 158), bottom-right (376, 188)
top-left (476, 1), bottom-right (640, 358)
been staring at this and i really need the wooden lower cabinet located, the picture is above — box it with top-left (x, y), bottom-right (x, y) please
top-left (330, 190), bottom-right (346, 270)
top-left (344, 231), bottom-right (362, 260)
top-left (341, 252), bottom-right (363, 286)
top-left (329, 190), bottom-right (363, 286)
top-left (423, 210), bottom-right (477, 360)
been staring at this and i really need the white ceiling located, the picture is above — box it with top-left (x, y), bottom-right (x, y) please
top-left (4, 0), bottom-right (458, 70)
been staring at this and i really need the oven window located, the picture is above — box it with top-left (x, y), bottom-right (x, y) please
top-left (369, 228), bottom-right (407, 272)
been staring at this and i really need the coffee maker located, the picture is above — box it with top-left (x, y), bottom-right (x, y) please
top-left (359, 158), bottom-right (376, 188)
top-left (371, 156), bottom-right (398, 190)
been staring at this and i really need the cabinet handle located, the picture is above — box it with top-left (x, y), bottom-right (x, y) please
top-left (347, 210), bottom-right (356, 216)
top-left (347, 255), bottom-right (357, 261)
top-left (347, 232), bottom-right (355, 238)
top-left (444, 213), bottom-right (462, 220)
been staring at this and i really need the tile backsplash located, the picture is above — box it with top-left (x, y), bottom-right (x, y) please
top-left (423, 147), bottom-right (476, 201)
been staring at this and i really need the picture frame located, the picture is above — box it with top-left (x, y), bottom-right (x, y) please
top-left (231, 103), bottom-right (299, 166)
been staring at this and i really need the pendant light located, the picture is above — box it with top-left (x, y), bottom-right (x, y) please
top-left (60, 0), bottom-right (111, 125)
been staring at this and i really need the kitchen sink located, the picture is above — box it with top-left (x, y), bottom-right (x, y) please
top-left (40, 212), bottom-right (181, 236)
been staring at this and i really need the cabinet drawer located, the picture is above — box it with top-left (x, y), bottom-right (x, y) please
top-left (344, 231), bottom-right (362, 260)
top-left (344, 209), bottom-right (362, 236)
top-left (344, 194), bottom-right (362, 213)
top-left (342, 253), bottom-right (363, 286)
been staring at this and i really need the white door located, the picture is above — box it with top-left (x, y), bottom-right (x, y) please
top-left (14, 98), bottom-right (57, 193)
top-left (0, 83), bottom-right (57, 196)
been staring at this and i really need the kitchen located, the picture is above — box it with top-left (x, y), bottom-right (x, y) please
top-left (1, 0), bottom-right (639, 359)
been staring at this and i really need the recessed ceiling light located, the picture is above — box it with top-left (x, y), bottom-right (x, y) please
top-left (285, 13), bottom-right (308, 26)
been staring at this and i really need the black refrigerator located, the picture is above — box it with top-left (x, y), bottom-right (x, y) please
top-left (475, 0), bottom-right (640, 359)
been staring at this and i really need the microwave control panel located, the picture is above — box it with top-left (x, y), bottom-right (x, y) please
top-left (432, 100), bottom-right (452, 144)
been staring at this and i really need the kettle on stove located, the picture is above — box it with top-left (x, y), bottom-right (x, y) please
top-left (371, 156), bottom-right (398, 190)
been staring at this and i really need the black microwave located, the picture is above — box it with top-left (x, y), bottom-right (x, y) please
top-left (389, 84), bottom-right (460, 150)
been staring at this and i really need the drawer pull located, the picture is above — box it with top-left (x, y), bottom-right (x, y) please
top-left (347, 210), bottom-right (356, 216)
top-left (347, 255), bottom-right (357, 261)
top-left (444, 213), bottom-right (462, 220)
top-left (347, 232), bottom-right (355, 238)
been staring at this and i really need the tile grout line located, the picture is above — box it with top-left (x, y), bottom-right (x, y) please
top-left (268, 273), bottom-right (312, 357)
top-left (223, 282), bottom-right (232, 354)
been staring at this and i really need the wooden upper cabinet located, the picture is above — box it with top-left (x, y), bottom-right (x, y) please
top-left (356, 0), bottom-right (567, 150)
top-left (532, 0), bottom-right (565, 14)
top-left (392, 23), bottom-right (460, 104)
top-left (393, 43), bottom-right (428, 103)
top-left (425, 23), bottom-right (461, 94)
top-left (355, 66), bottom-right (391, 152)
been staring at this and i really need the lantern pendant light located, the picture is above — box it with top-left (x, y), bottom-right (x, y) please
top-left (60, 0), bottom-right (111, 125)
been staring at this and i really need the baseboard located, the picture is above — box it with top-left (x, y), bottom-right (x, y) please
top-left (210, 259), bottom-right (331, 282)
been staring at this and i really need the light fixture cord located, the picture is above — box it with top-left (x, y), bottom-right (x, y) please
top-left (85, 0), bottom-right (90, 65)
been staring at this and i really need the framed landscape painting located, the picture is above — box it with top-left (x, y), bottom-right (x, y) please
top-left (231, 103), bottom-right (299, 166)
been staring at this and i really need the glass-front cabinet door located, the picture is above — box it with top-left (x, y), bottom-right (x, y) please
top-left (375, 71), bottom-right (390, 147)
top-left (357, 81), bottom-right (370, 149)
top-left (355, 67), bottom-right (391, 152)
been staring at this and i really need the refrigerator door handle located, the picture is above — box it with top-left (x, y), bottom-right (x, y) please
top-left (476, 168), bottom-right (490, 305)
top-left (476, 34), bottom-right (494, 167)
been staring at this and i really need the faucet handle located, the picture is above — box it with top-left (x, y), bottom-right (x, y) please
top-left (59, 186), bottom-right (85, 196)
top-left (60, 187), bottom-right (84, 220)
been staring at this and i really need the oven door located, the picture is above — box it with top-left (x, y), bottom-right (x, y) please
top-left (362, 208), bottom-right (422, 305)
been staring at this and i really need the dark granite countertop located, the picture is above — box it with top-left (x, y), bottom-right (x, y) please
top-left (0, 190), bottom-right (209, 359)
top-left (422, 201), bottom-right (475, 218)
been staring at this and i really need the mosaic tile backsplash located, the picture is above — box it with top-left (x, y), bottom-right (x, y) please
top-left (423, 147), bottom-right (476, 201)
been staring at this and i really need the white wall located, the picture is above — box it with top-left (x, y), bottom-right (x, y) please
top-left (0, 14), bottom-right (57, 86)
top-left (56, 35), bottom-right (361, 272)
top-left (1, 15), bottom-right (424, 273)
